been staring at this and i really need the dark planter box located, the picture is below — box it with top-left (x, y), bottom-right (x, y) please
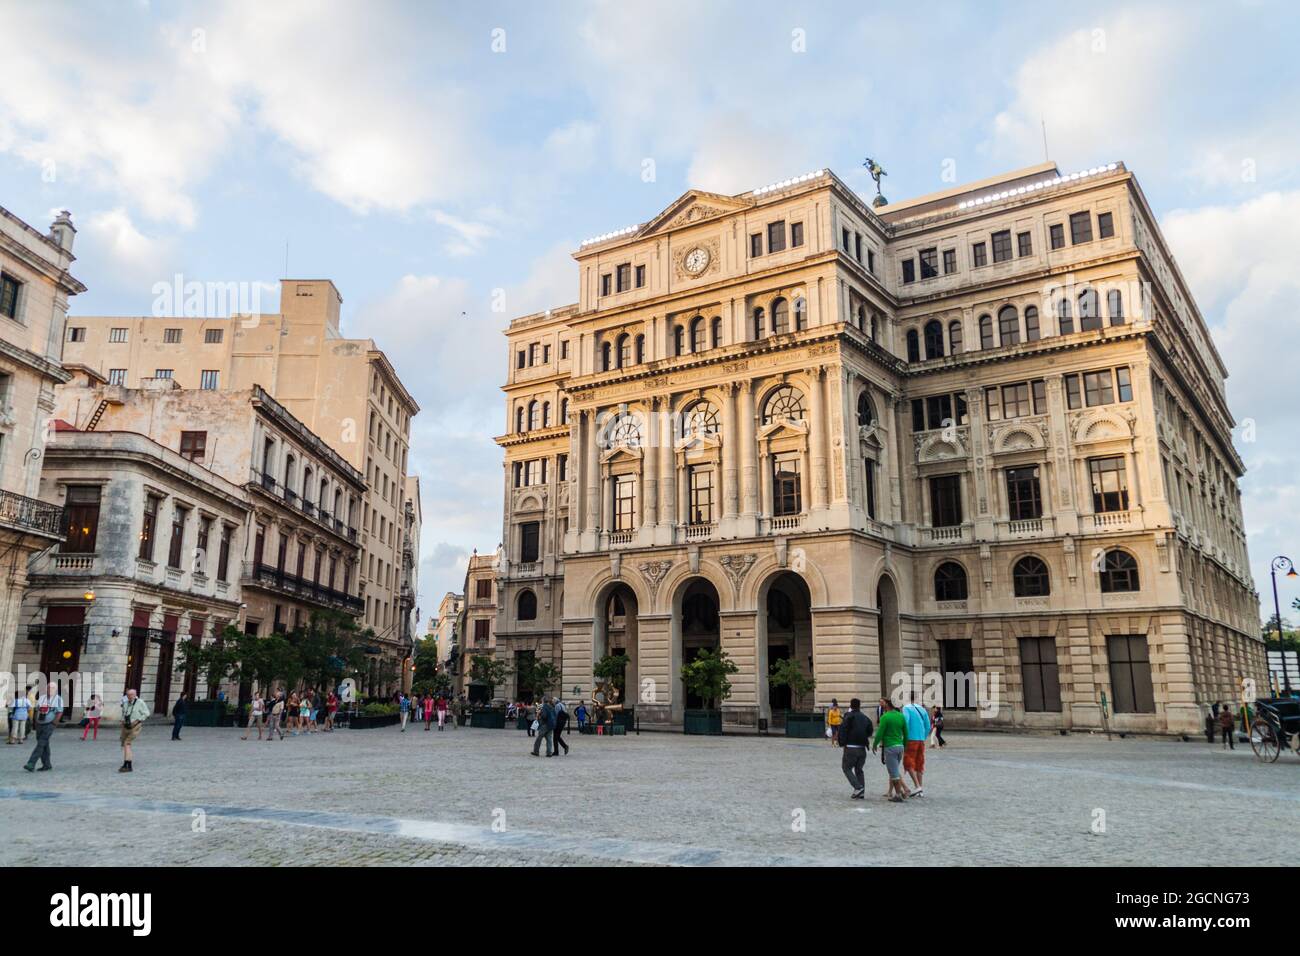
top-left (347, 713), bottom-right (400, 729)
top-left (684, 709), bottom-right (723, 735)
top-left (456, 713), bottom-right (470, 726)
top-left (470, 710), bottom-right (506, 729)
top-left (218, 710), bottom-right (241, 728)
top-left (784, 712), bottom-right (825, 738)
top-left (186, 700), bottom-right (223, 727)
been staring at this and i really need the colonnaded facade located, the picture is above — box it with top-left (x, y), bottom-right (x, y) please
top-left (494, 161), bottom-right (1263, 735)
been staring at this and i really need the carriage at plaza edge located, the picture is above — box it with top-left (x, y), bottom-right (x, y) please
top-left (1248, 697), bottom-right (1300, 763)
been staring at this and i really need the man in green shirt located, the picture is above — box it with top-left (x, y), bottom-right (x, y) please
top-left (872, 698), bottom-right (910, 802)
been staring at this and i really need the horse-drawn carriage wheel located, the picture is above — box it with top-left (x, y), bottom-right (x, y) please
top-left (1249, 718), bottom-right (1281, 763)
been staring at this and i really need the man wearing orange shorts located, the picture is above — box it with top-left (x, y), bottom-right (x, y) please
top-left (900, 694), bottom-right (931, 798)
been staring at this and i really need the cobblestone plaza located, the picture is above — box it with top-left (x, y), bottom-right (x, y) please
top-left (4, 725), bottom-right (1296, 866)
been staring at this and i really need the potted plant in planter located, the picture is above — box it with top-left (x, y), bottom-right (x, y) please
top-left (768, 657), bottom-right (820, 737)
top-left (681, 648), bottom-right (738, 735)
top-left (468, 655), bottom-right (512, 728)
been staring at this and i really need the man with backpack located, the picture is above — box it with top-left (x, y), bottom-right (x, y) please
top-left (531, 696), bottom-right (555, 757)
top-left (837, 698), bottom-right (874, 799)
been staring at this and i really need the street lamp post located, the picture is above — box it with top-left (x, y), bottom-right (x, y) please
top-left (1270, 555), bottom-right (1297, 694)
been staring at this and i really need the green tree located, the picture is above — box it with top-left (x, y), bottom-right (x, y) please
top-left (593, 653), bottom-right (629, 695)
top-left (469, 655), bottom-right (512, 700)
top-left (517, 658), bottom-right (561, 700)
top-left (680, 648), bottom-right (739, 711)
top-left (768, 657), bottom-right (816, 711)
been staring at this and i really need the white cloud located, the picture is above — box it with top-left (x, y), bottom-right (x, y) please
top-left (82, 208), bottom-right (173, 287)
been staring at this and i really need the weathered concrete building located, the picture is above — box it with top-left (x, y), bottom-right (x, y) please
top-left (495, 161), bottom-right (1262, 736)
top-left (0, 206), bottom-right (85, 721)
top-left (63, 278), bottom-right (420, 672)
top-left (457, 550), bottom-right (499, 701)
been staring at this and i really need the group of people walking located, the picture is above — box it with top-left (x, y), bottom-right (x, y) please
top-left (242, 689), bottom-right (340, 740)
top-left (7, 682), bottom-right (151, 773)
top-left (528, 696), bottom-right (571, 757)
top-left (834, 695), bottom-right (935, 802)
top-left (397, 691), bottom-right (451, 731)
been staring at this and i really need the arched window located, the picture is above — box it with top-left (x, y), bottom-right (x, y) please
top-left (856, 392), bottom-right (875, 427)
top-left (515, 406), bottom-right (525, 433)
top-left (923, 320), bottom-right (944, 359)
top-left (979, 314), bottom-right (994, 349)
top-left (617, 333), bottom-right (631, 368)
top-left (560, 398), bottom-right (569, 424)
top-left (517, 589), bottom-right (537, 620)
top-left (711, 316), bottom-right (722, 348)
top-left (680, 400), bottom-right (721, 440)
top-left (906, 329), bottom-right (920, 362)
top-left (856, 305), bottom-right (866, 331)
top-left (998, 305), bottom-right (1020, 346)
top-left (690, 316), bottom-right (706, 352)
top-left (674, 324), bottom-right (686, 356)
top-left (1100, 550), bottom-right (1140, 593)
top-left (527, 400), bottom-right (540, 431)
top-left (772, 297), bottom-right (790, 334)
top-left (1079, 289), bottom-right (1102, 331)
top-left (608, 414), bottom-right (642, 448)
top-left (753, 307), bottom-right (765, 338)
top-left (601, 341), bottom-right (613, 371)
top-left (1053, 296), bottom-right (1073, 335)
top-left (635, 334), bottom-right (645, 364)
top-left (870, 313), bottom-right (879, 341)
top-left (762, 385), bottom-right (806, 424)
top-left (1024, 306), bottom-right (1040, 341)
top-left (1107, 289), bottom-right (1124, 325)
top-left (934, 562), bottom-right (969, 601)
top-left (1013, 556), bottom-right (1050, 597)
top-left (948, 320), bottom-right (963, 354)
top-left (793, 297), bottom-right (807, 330)
top-left (541, 401), bottom-right (551, 427)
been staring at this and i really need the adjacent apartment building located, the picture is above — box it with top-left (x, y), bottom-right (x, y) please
top-left (62, 278), bottom-right (420, 674)
top-left (0, 207), bottom-right (85, 713)
top-left (494, 161), bottom-right (1262, 736)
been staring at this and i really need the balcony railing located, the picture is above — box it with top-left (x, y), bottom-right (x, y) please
top-left (242, 562), bottom-right (365, 613)
top-left (684, 521), bottom-right (716, 541)
top-left (0, 489), bottom-right (64, 538)
top-left (925, 524), bottom-right (965, 543)
top-left (26, 624), bottom-right (90, 645)
top-left (770, 514), bottom-right (803, 533)
top-left (52, 553), bottom-right (96, 572)
top-left (609, 530), bottom-right (635, 546)
top-left (128, 626), bottom-right (176, 645)
top-left (1089, 509), bottom-right (1134, 530)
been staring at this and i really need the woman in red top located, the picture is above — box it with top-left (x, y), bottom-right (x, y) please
top-left (324, 691), bottom-right (338, 732)
top-left (422, 693), bottom-right (434, 731)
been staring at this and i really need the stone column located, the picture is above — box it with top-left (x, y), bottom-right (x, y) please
top-left (584, 410), bottom-right (600, 536)
top-left (658, 399), bottom-right (676, 538)
top-left (644, 400), bottom-right (659, 529)
top-left (722, 384), bottom-right (739, 520)
top-left (739, 380), bottom-right (758, 514)
top-left (809, 366), bottom-right (829, 511)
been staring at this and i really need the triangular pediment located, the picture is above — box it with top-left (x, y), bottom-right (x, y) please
top-left (638, 190), bottom-right (754, 237)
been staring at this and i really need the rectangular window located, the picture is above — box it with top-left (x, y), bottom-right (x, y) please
top-left (1069, 211), bottom-right (1093, 245)
top-left (790, 222), bottom-right (804, 247)
top-left (864, 459), bottom-right (877, 519)
top-left (773, 458), bottom-right (801, 517)
top-left (750, 233), bottom-right (763, 258)
top-left (1097, 211), bottom-right (1115, 239)
top-left (925, 394), bottom-right (953, 430)
top-left (854, 233), bottom-right (863, 262)
top-left (1049, 223), bottom-right (1065, 250)
top-left (613, 475), bottom-right (636, 531)
top-left (200, 370), bottom-right (219, 390)
top-left (911, 399), bottom-right (926, 432)
top-left (108, 369), bottom-right (127, 386)
top-left (67, 327), bottom-right (86, 342)
top-left (867, 250), bottom-right (876, 274)
top-left (109, 327), bottom-right (129, 343)
top-left (519, 521), bottom-right (540, 563)
top-left (196, 516), bottom-right (211, 569)
top-left (918, 247), bottom-right (938, 279)
top-left (1006, 466), bottom-right (1042, 521)
top-left (901, 259), bottom-right (916, 284)
top-left (61, 485), bottom-right (101, 553)
top-left (204, 328), bottom-right (224, 344)
top-left (476, 578), bottom-right (492, 599)
top-left (635, 264), bottom-right (645, 288)
top-left (1001, 382), bottom-right (1031, 418)
top-left (140, 496), bottom-right (161, 561)
top-left (473, 618), bottom-right (490, 645)
top-left (1065, 373), bottom-right (1082, 409)
top-left (942, 248), bottom-right (957, 275)
top-left (1032, 379), bottom-right (1047, 414)
top-left (528, 343), bottom-right (539, 366)
top-left (991, 230), bottom-right (1012, 263)
top-left (560, 341), bottom-right (569, 359)
top-left (543, 344), bottom-right (551, 364)
top-left (217, 524), bottom-right (232, 581)
top-left (1107, 635), bottom-right (1154, 713)
top-left (939, 640), bottom-right (976, 709)
top-left (168, 505), bottom-right (188, 569)
top-left (842, 227), bottom-right (851, 251)
top-left (688, 466), bottom-right (714, 524)
top-left (558, 454), bottom-right (567, 481)
top-left (600, 274), bottom-right (611, 296)
top-left (154, 369), bottom-right (173, 380)
top-left (1089, 456), bottom-right (1129, 513)
top-left (767, 221), bottom-right (786, 254)
top-left (179, 430), bottom-right (207, 462)
top-left (1116, 366), bottom-right (1133, 402)
top-left (1083, 369), bottom-right (1114, 407)
top-left (517, 350), bottom-right (526, 369)
top-left (971, 242), bottom-right (987, 267)
top-left (163, 328), bottom-right (183, 343)
top-left (0, 274), bottom-right (21, 319)
top-left (1020, 637), bottom-right (1062, 712)
top-left (1017, 231), bottom-right (1033, 257)
top-left (929, 474), bottom-right (963, 527)
top-left (616, 263), bottom-right (631, 292)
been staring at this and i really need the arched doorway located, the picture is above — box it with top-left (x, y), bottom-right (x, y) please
top-left (876, 575), bottom-right (901, 698)
top-left (592, 582), bottom-right (639, 715)
top-left (671, 577), bottom-right (721, 720)
top-left (760, 571), bottom-right (813, 724)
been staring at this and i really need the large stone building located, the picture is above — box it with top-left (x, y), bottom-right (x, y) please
top-left (0, 207), bottom-right (85, 727)
top-left (495, 161), bottom-right (1262, 735)
top-left (457, 550), bottom-right (499, 701)
top-left (62, 278), bottom-right (419, 673)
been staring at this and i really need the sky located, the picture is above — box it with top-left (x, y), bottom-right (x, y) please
top-left (4, 0), bottom-right (1299, 632)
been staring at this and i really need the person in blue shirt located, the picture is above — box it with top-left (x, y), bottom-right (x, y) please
top-left (399, 693), bottom-right (411, 732)
top-left (7, 689), bottom-right (32, 744)
top-left (900, 693), bottom-right (932, 797)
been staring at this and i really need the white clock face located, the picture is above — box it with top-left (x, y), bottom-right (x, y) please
top-left (684, 247), bottom-right (710, 274)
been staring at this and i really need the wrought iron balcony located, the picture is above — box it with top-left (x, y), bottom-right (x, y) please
top-left (0, 489), bottom-right (64, 539)
top-left (26, 624), bottom-right (89, 645)
top-left (242, 562), bottom-right (365, 613)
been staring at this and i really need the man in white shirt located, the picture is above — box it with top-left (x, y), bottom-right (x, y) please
top-left (23, 681), bottom-right (63, 772)
top-left (119, 688), bottom-right (150, 773)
